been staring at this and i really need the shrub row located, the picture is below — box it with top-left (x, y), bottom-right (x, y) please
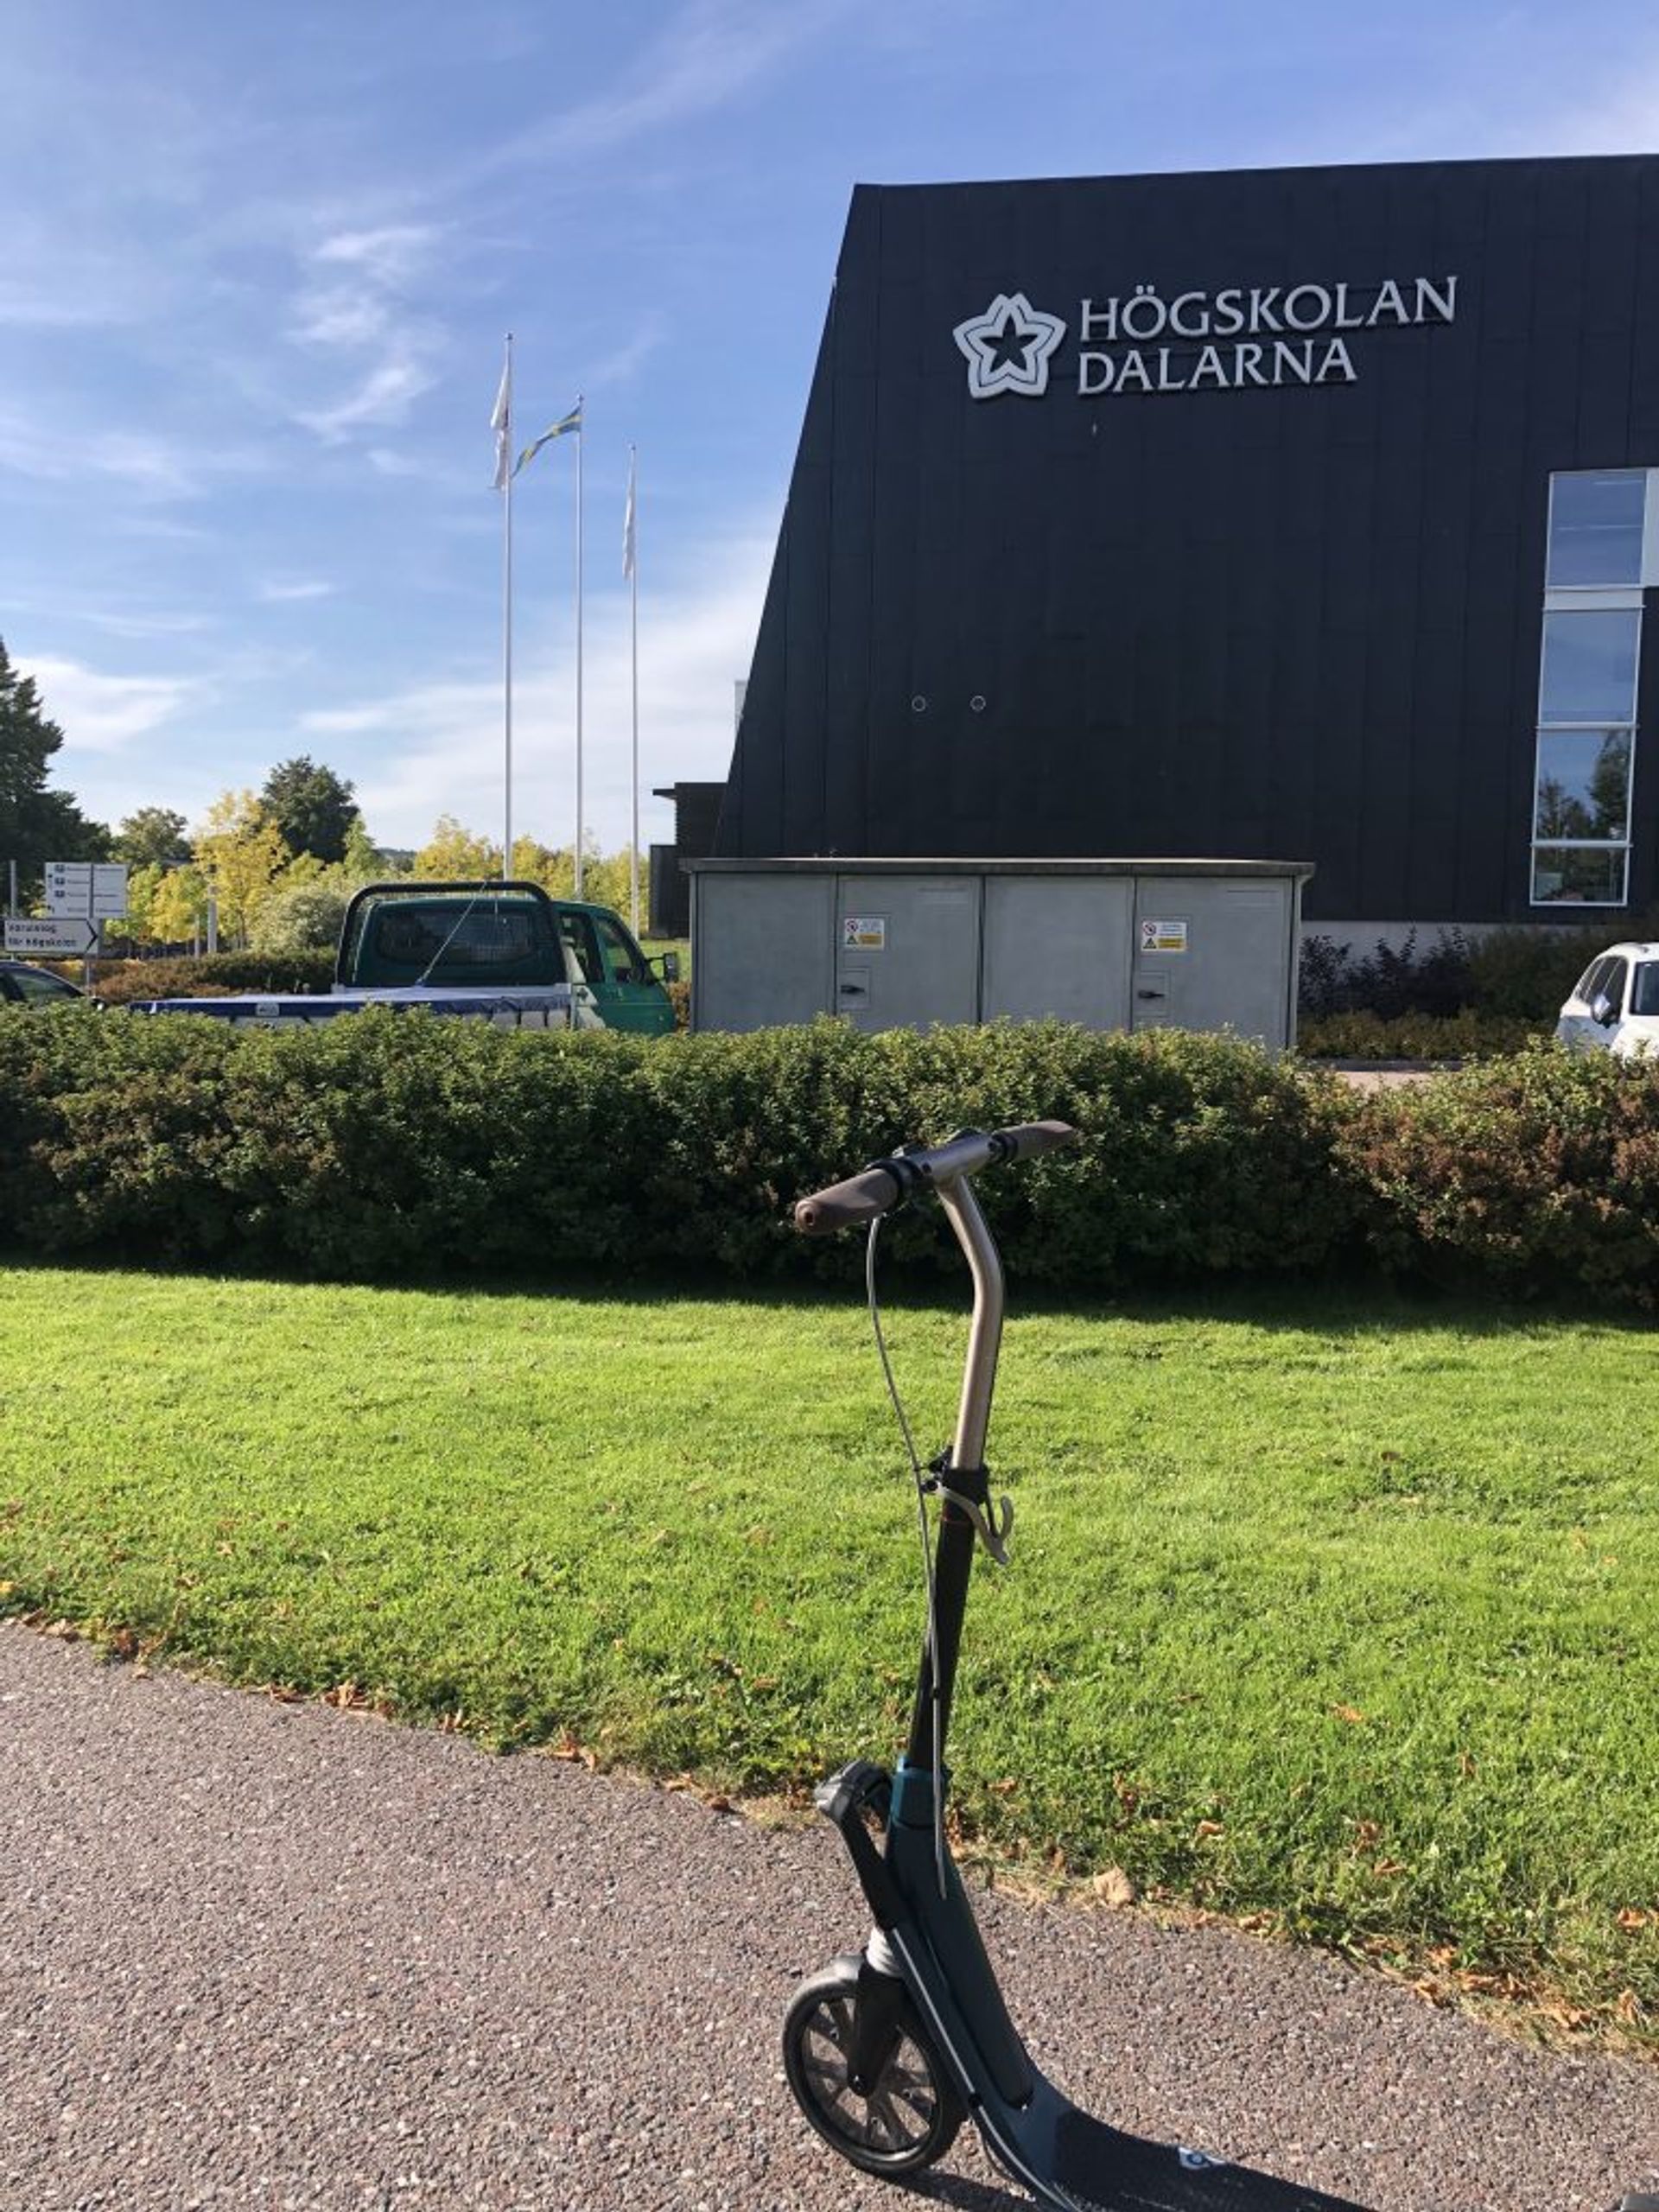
top-left (1300, 915), bottom-right (1655, 1026)
top-left (2, 1011), bottom-right (1656, 1305)
top-left (1297, 1009), bottom-right (1539, 1062)
top-left (0, 1012), bottom-right (1347, 1287)
top-left (1334, 1046), bottom-right (1659, 1304)
top-left (79, 952), bottom-right (338, 1003)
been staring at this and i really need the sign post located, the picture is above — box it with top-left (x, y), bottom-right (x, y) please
top-left (42, 861), bottom-right (127, 987)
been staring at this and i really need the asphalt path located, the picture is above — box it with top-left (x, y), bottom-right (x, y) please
top-left (3, 1618), bottom-right (1656, 2212)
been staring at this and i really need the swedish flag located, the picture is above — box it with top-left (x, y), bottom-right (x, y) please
top-left (515, 401), bottom-right (582, 477)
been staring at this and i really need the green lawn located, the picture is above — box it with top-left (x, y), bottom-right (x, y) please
top-left (3, 1258), bottom-right (1656, 2041)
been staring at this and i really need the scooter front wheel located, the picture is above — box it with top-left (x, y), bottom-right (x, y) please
top-left (783, 1960), bottom-right (965, 2177)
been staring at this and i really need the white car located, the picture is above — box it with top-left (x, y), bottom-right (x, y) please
top-left (1556, 942), bottom-right (1659, 1057)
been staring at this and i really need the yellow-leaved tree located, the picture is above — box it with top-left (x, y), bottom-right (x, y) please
top-left (407, 819), bottom-right (647, 928)
top-left (416, 815), bottom-right (499, 879)
top-left (149, 866), bottom-right (209, 946)
top-left (192, 791), bottom-right (289, 944)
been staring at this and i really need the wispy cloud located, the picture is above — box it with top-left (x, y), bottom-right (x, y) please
top-left (3, 595), bottom-right (213, 641)
top-left (312, 224), bottom-right (437, 284)
top-left (296, 352), bottom-right (437, 442)
top-left (478, 0), bottom-right (856, 175)
top-left (257, 578), bottom-right (334, 604)
top-left (16, 655), bottom-right (203, 755)
top-left (365, 446), bottom-right (426, 478)
top-left (81, 607), bottom-right (218, 640)
top-left (0, 413), bottom-right (207, 497)
top-left (0, 267), bottom-right (149, 329)
top-left (585, 315), bottom-right (670, 391)
top-left (288, 221), bottom-right (445, 444)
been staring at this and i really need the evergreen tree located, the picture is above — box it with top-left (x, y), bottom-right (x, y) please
top-left (113, 806), bottom-right (191, 869)
top-left (0, 639), bottom-right (110, 892)
top-left (260, 756), bottom-right (360, 865)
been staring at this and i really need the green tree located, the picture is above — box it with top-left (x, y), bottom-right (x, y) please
top-left (343, 818), bottom-right (392, 878)
top-left (0, 639), bottom-right (110, 893)
top-left (249, 875), bottom-right (355, 956)
top-left (260, 756), bottom-right (360, 865)
top-left (113, 806), bottom-right (191, 869)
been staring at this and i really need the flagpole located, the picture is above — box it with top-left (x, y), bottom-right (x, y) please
top-left (574, 393), bottom-right (586, 899)
top-left (498, 334), bottom-right (514, 884)
top-left (627, 445), bottom-right (640, 938)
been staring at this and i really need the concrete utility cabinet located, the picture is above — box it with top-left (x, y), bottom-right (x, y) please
top-left (687, 858), bottom-right (1313, 1046)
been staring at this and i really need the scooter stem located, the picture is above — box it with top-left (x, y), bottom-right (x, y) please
top-left (936, 1173), bottom-right (1005, 1473)
top-left (903, 1170), bottom-right (1006, 1778)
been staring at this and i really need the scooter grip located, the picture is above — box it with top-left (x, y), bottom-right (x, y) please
top-left (995, 1119), bottom-right (1080, 1159)
top-left (793, 1165), bottom-right (904, 1235)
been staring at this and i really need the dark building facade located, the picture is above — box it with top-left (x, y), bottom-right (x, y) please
top-left (715, 155), bottom-right (1659, 928)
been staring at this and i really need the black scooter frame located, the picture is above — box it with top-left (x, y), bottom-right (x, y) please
top-left (788, 1127), bottom-right (1634, 2211)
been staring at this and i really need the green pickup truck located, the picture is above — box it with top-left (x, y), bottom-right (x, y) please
top-left (129, 880), bottom-right (680, 1035)
top-left (338, 880), bottom-right (679, 1034)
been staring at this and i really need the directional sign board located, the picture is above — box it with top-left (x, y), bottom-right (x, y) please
top-left (45, 861), bottom-right (128, 918)
top-left (4, 915), bottom-right (100, 956)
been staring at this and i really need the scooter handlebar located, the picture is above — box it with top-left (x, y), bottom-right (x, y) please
top-left (792, 1121), bottom-right (1078, 1235)
top-left (991, 1118), bottom-right (1078, 1162)
top-left (792, 1163), bottom-right (907, 1235)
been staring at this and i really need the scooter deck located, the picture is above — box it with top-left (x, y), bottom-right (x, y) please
top-left (1026, 2088), bottom-right (1371, 2211)
top-left (874, 1806), bottom-right (1374, 2212)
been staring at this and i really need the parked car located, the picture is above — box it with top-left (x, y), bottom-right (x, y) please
top-left (0, 959), bottom-right (86, 1006)
top-left (1555, 942), bottom-right (1659, 1056)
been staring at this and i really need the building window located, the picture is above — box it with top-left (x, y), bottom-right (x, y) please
top-left (1544, 471), bottom-right (1646, 589)
top-left (1531, 471), bottom-right (1652, 906)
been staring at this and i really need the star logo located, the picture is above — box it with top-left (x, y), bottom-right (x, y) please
top-left (952, 292), bottom-right (1068, 399)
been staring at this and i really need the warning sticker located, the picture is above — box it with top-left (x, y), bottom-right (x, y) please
top-left (1140, 918), bottom-right (1189, 955)
top-left (842, 916), bottom-right (887, 950)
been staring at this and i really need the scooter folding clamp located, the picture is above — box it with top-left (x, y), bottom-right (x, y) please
top-left (925, 1451), bottom-right (1014, 1566)
top-left (864, 1145), bottom-right (931, 1211)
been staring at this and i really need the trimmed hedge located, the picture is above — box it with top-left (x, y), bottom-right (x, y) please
top-left (4, 1012), bottom-right (1659, 1305)
top-left (0, 1011), bottom-right (1351, 1287)
top-left (1298, 1009), bottom-right (1539, 1061)
top-left (84, 952), bottom-right (337, 1003)
top-left (1336, 1044), bottom-right (1659, 1303)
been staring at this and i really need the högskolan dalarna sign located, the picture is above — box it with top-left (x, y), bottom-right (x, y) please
top-left (953, 276), bottom-right (1459, 400)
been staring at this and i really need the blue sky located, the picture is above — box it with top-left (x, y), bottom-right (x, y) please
top-left (5, 0), bottom-right (1657, 859)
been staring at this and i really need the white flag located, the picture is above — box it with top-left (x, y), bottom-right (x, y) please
top-left (623, 448), bottom-right (637, 580)
top-left (490, 351), bottom-right (512, 491)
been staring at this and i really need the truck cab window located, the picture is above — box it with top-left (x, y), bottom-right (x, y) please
top-left (593, 912), bottom-right (646, 983)
top-left (558, 912), bottom-right (603, 987)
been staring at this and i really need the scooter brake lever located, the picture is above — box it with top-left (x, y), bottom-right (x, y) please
top-left (925, 1471), bottom-right (1015, 1566)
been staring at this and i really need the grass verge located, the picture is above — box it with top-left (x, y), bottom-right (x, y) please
top-left (3, 1257), bottom-right (1656, 2046)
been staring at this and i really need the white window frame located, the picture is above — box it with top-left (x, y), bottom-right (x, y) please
top-left (1530, 470), bottom-right (1656, 910)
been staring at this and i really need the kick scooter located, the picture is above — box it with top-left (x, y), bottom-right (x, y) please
top-left (783, 1122), bottom-right (1653, 2211)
